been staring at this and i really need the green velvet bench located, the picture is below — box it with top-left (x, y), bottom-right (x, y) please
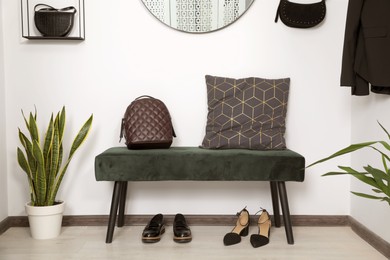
top-left (94, 147), bottom-right (305, 244)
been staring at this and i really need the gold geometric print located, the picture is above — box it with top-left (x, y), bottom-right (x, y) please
top-left (201, 75), bottom-right (290, 150)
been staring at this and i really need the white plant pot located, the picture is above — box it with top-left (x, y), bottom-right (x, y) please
top-left (25, 201), bottom-right (65, 239)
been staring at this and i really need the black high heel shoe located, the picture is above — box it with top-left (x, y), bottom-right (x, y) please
top-left (223, 207), bottom-right (250, 246)
top-left (250, 209), bottom-right (271, 248)
top-left (142, 213), bottom-right (165, 243)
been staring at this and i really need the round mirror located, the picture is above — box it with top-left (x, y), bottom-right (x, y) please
top-left (141, 0), bottom-right (255, 33)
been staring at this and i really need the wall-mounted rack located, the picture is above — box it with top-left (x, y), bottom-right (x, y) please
top-left (21, 0), bottom-right (85, 40)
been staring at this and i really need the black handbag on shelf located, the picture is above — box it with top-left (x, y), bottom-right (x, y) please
top-left (34, 4), bottom-right (77, 37)
top-left (275, 0), bottom-right (326, 29)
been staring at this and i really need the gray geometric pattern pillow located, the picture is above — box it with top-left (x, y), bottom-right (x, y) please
top-left (201, 75), bottom-right (290, 150)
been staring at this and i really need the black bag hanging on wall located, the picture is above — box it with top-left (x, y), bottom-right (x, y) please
top-left (120, 96), bottom-right (176, 149)
top-left (34, 4), bottom-right (77, 37)
top-left (275, 0), bottom-right (326, 29)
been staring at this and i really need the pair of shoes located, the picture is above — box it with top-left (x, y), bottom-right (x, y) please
top-left (223, 207), bottom-right (271, 248)
top-left (142, 213), bottom-right (192, 243)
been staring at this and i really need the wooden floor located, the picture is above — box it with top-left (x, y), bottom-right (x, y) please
top-left (0, 225), bottom-right (386, 259)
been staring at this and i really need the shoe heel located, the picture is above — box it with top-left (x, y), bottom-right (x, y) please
top-left (239, 224), bottom-right (249, 236)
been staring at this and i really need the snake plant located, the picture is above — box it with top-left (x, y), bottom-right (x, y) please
top-left (17, 107), bottom-right (93, 206)
top-left (307, 122), bottom-right (390, 206)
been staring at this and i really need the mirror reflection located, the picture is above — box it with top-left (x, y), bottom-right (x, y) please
top-left (142, 0), bottom-right (254, 33)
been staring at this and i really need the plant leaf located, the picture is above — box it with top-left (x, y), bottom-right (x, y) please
top-left (364, 165), bottom-right (390, 182)
top-left (68, 115), bottom-right (93, 159)
top-left (381, 154), bottom-right (389, 175)
top-left (43, 114), bottom-right (54, 185)
top-left (17, 147), bottom-right (31, 177)
top-left (322, 171), bottom-right (350, 177)
top-left (351, 173), bottom-right (381, 190)
top-left (17, 147), bottom-right (36, 204)
top-left (364, 165), bottom-right (390, 196)
top-left (325, 166), bottom-right (381, 190)
top-left (33, 105), bottom-right (37, 121)
top-left (383, 197), bottom-right (390, 206)
top-left (307, 141), bottom-right (378, 168)
top-left (370, 145), bottom-right (390, 163)
top-left (18, 129), bottom-right (37, 175)
top-left (377, 141), bottom-right (390, 153)
top-left (47, 125), bottom-right (61, 205)
top-left (58, 106), bottom-right (66, 143)
top-left (43, 114), bottom-right (54, 162)
top-left (57, 145), bottom-right (63, 177)
top-left (322, 166), bottom-right (365, 176)
top-left (337, 166), bottom-right (360, 174)
top-left (53, 111), bottom-right (64, 177)
top-left (32, 140), bottom-right (46, 206)
top-left (351, 191), bottom-right (386, 200)
top-left (50, 114), bottom-right (93, 203)
top-left (378, 121), bottom-right (390, 140)
top-left (28, 113), bottom-right (40, 144)
top-left (21, 109), bottom-right (29, 130)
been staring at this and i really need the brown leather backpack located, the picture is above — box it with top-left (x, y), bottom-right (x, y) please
top-left (120, 96), bottom-right (176, 149)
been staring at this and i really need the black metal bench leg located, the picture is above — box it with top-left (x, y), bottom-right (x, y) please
top-left (106, 181), bottom-right (121, 243)
top-left (270, 181), bottom-right (281, 227)
top-left (277, 181), bottom-right (294, 244)
top-left (117, 182), bottom-right (128, 227)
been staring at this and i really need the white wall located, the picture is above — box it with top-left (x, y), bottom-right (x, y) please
top-left (350, 97), bottom-right (390, 243)
top-left (3, 0), bottom-right (352, 217)
top-left (0, 1), bottom-right (9, 222)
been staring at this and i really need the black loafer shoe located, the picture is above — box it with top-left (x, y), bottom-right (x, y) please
top-left (173, 213), bottom-right (192, 243)
top-left (142, 213), bottom-right (165, 243)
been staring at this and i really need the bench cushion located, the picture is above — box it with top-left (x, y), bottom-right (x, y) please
top-left (95, 147), bottom-right (305, 182)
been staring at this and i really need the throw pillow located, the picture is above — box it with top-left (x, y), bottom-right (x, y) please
top-left (201, 75), bottom-right (290, 150)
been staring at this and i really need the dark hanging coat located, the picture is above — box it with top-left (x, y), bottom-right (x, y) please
top-left (341, 0), bottom-right (390, 95)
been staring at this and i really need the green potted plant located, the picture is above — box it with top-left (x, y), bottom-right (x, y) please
top-left (308, 122), bottom-right (390, 206)
top-left (17, 106), bottom-right (93, 239)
